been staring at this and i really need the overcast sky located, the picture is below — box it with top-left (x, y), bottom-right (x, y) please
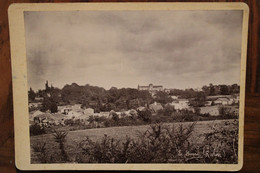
top-left (24, 10), bottom-right (243, 90)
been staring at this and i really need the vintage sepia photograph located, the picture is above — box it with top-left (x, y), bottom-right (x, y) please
top-left (8, 3), bottom-right (249, 170)
top-left (24, 9), bottom-right (243, 164)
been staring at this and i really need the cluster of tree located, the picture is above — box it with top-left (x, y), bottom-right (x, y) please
top-left (202, 83), bottom-right (239, 96)
top-left (154, 91), bottom-right (173, 104)
top-left (29, 83), bottom-right (155, 112)
top-left (28, 82), bottom-right (240, 113)
top-left (188, 92), bottom-right (207, 107)
top-left (40, 98), bottom-right (58, 113)
top-left (169, 88), bottom-right (201, 99)
top-left (169, 84), bottom-right (239, 99)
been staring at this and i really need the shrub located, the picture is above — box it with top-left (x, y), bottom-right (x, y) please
top-left (30, 124), bottom-right (46, 136)
top-left (201, 120), bottom-right (238, 163)
top-left (111, 113), bottom-right (119, 121)
top-left (40, 98), bottom-right (58, 113)
top-left (76, 135), bottom-right (124, 163)
top-left (137, 108), bottom-right (152, 123)
top-left (31, 142), bottom-right (48, 163)
top-left (52, 130), bottom-right (68, 162)
top-left (77, 122), bottom-right (197, 163)
top-left (32, 120), bottom-right (238, 164)
top-left (162, 104), bottom-right (176, 116)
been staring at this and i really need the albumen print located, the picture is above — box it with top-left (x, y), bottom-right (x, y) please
top-left (8, 3), bottom-right (248, 171)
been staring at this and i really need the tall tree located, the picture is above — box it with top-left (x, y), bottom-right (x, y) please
top-left (28, 87), bottom-right (36, 101)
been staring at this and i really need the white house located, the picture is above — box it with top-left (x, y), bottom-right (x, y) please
top-left (149, 102), bottom-right (163, 113)
top-left (59, 104), bottom-right (84, 117)
top-left (29, 110), bottom-right (44, 120)
top-left (205, 101), bottom-right (213, 106)
top-left (67, 111), bottom-right (81, 118)
top-left (171, 95), bottom-right (178, 100)
top-left (214, 98), bottom-right (229, 105)
top-left (29, 102), bottom-right (41, 109)
top-left (84, 108), bottom-right (94, 115)
top-left (170, 99), bottom-right (189, 110)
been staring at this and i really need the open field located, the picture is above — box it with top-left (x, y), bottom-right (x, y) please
top-left (30, 119), bottom-right (238, 163)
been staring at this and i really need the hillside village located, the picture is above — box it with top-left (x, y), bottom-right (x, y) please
top-left (28, 81), bottom-right (240, 132)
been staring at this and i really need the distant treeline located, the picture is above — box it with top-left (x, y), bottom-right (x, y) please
top-left (28, 83), bottom-right (239, 112)
top-left (169, 83), bottom-right (239, 99)
top-left (29, 83), bottom-right (153, 112)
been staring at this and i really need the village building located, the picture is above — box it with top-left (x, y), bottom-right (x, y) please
top-left (33, 113), bottom-right (56, 127)
top-left (137, 84), bottom-right (164, 95)
top-left (97, 112), bottom-right (110, 118)
top-left (214, 98), bottom-right (229, 105)
top-left (205, 101), bottom-right (213, 106)
top-left (58, 104), bottom-right (84, 118)
top-left (171, 95), bottom-right (178, 100)
top-left (75, 114), bottom-right (91, 121)
top-left (228, 98), bottom-right (234, 105)
top-left (67, 111), bottom-right (81, 118)
top-left (29, 110), bottom-right (44, 121)
top-left (84, 108), bottom-right (95, 115)
top-left (124, 109), bottom-right (138, 117)
top-left (35, 96), bottom-right (44, 101)
top-left (233, 94), bottom-right (240, 104)
top-left (170, 99), bottom-right (190, 110)
top-left (206, 95), bottom-right (239, 105)
top-left (28, 102), bottom-right (42, 109)
top-left (137, 106), bottom-right (146, 112)
top-left (149, 102), bottom-right (163, 113)
top-left (164, 89), bottom-right (171, 94)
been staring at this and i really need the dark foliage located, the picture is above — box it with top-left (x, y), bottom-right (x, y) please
top-left (31, 142), bottom-right (48, 163)
top-left (40, 98), bottom-right (58, 113)
top-left (154, 91), bottom-right (173, 104)
top-left (52, 130), bottom-right (68, 162)
top-left (32, 121), bottom-right (238, 164)
top-left (28, 87), bottom-right (36, 101)
top-left (202, 120), bottom-right (238, 163)
top-left (30, 124), bottom-right (46, 136)
top-left (137, 108), bottom-right (152, 123)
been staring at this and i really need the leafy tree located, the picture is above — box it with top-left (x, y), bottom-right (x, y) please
top-left (209, 83), bottom-right (216, 96)
top-left (189, 92), bottom-right (206, 107)
top-left (155, 91), bottom-right (173, 104)
top-left (137, 108), bottom-right (152, 122)
top-left (40, 98), bottom-right (58, 113)
top-left (220, 85), bottom-right (229, 95)
top-left (30, 124), bottom-right (46, 136)
top-left (111, 113), bottom-right (119, 122)
top-left (128, 98), bottom-right (141, 109)
top-left (194, 107), bottom-right (201, 115)
top-left (162, 104), bottom-right (176, 116)
top-left (218, 106), bottom-right (231, 117)
top-left (230, 84), bottom-right (240, 94)
top-left (28, 87), bottom-right (36, 101)
top-left (202, 85), bottom-right (210, 95)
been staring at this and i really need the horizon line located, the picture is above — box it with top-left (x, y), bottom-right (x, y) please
top-left (28, 81), bottom-right (240, 92)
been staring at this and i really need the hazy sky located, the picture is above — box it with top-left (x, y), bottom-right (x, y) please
top-left (24, 10), bottom-right (243, 90)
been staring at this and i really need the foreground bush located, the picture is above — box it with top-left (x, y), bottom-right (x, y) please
top-left (30, 124), bottom-right (46, 136)
top-left (32, 121), bottom-right (238, 164)
top-left (52, 130), bottom-right (69, 162)
top-left (202, 120), bottom-right (238, 163)
top-left (76, 123), bottom-right (197, 163)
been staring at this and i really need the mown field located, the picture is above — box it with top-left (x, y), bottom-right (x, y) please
top-left (30, 119), bottom-right (238, 163)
